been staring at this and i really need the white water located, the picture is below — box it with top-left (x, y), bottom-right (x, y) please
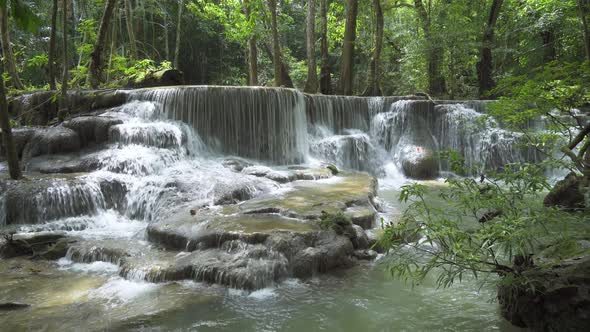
top-left (0, 87), bottom-right (537, 331)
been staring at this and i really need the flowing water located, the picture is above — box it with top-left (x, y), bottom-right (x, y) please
top-left (0, 87), bottom-right (533, 331)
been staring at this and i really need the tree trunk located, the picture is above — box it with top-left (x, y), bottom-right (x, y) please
top-left (87, 0), bottom-right (117, 89)
top-left (174, 0), bottom-right (183, 68)
top-left (262, 42), bottom-right (293, 88)
top-left (164, 13), bottom-right (170, 61)
top-left (244, 0), bottom-right (258, 85)
top-left (477, 0), bottom-right (504, 97)
top-left (125, 0), bottom-right (137, 59)
top-left (59, 0), bottom-right (68, 122)
top-left (107, 5), bottom-right (118, 83)
top-left (414, 0), bottom-right (445, 96)
top-left (319, 0), bottom-right (331, 94)
top-left (268, 0), bottom-right (283, 87)
top-left (578, 0), bottom-right (590, 62)
top-left (0, 4), bottom-right (24, 90)
top-left (338, 0), bottom-right (358, 95)
top-left (304, 0), bottom-right (318, 93)
top-left (541, 29), bottom-right (557, 63)
top-left (362, 0), bottom-right (384, 96)
top-left (0, 62), bottom-right (22, 180)
top-left (48, 0), bottom-right (58, 90)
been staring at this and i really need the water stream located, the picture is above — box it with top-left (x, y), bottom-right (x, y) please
top-left (0, 87), bottom-right (534, 331)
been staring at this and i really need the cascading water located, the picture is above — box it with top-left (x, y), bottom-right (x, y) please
top-left (127, 86), bottom-right (309, 164)
top-left (0, 86), bottom-right (545, 330)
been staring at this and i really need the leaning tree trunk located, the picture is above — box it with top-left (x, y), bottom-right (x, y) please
top-left (338, 0), bottom-right (358, 95)
top-left (319, 0), bottom-right (331, 94)
top-left (59, 0), bottom-right (69, 122)
top-left (268, 0), bottom-right (283, 87)
top-left (174, 0), bottom-right (183, 68)
top-left (362, 0), bottom-right (384, 96)
top-left (578, 0), bottom-right (590, 62)
top-left (477, 0), bottom-right (504, 98)
top-left (0, 4), bottom-right (24, 90)
top-left (125, 0), bottom-right (137, 59)
top-left (0, 62), bottom-right (22, 180)
top-left (244, 0), bottom-right (258, 85)
top-left (414, 0), bottom-right (445, 96)
top-left (304, 0), bottom-right (318, 93)
top-left (48, 0), bottom-right (58, 90)
top-left (87, 0), bottom-right (117, 89)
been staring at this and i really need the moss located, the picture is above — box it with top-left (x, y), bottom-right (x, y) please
top-left (326, 164), bottom-right (339, 175)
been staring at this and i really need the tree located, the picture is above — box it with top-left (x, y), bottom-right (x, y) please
top-left (362, 0), bottom-right (384, 96)
top-left (304, 0), bottom-right (318, 93)
top-left (0, 0), bottom-right (40, 180)
top-left (125, 0), bottom-right (137, 59)
top-left (0, 60), bottom-right (22, 179)
top-left (87, 0), bottom-right (118, 89)
top-left (268, 0), bottom-right (282, 86)
top-left (244, 0), bottom-right (258, 85)
top-left (413, 0), bottom-right (446, 96)
top-left (578, 0), bottom-right (590, 62)
top-left (477, 0), bottom-right (504, 97)
top-left (0, 1), bottom-right (24, 90)
top-left (59, 0), bottom-right (68, 122)
top-left (319, 0), bottom-right (331, 94)
top-left (174, 0), bottom-right (184, 68)
top-left (338, 0), bottom-right (358, 95)
top-left (48, 0), bottom-right (58, 90)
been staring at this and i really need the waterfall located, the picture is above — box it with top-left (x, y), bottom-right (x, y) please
top-left (127, 86), bottom-right (309, 164)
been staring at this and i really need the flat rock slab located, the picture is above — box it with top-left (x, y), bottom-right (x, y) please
top-left (239, 173), bottom-right (378, 224)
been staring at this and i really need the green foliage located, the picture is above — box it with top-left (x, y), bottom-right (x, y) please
top-left (380, 155), bottom-right (566, 288)
top-left (319, 211), bottom-right (353, 236)
top-left (26, 54), bottom-right (48, 68)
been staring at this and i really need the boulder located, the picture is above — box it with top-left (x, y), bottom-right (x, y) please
top-left (498, 256), bottom-right (590, 332)
top-left (62, 116), bottom-right (123, 147)
top-left (21, 126), bottom-right (81, 159)
top-left (544, 173), bottom-right (587, 211)
top-left (291, 231), bottom-right (354, 278)
top-left (128, 69), bottom-right (184, 88)
top-left (400, 145), bottom-right (438, 179)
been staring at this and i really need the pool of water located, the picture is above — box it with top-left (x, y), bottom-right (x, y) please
top-left (0, 185), bottom-right (523, 332)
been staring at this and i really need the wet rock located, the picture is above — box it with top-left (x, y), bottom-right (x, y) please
top-left (0, 127), bottom-right (37, 160)
top-left (498, 255), bottom-right (590, 332)
top-left (9, 90), bottom-right (126, 125)
top-left (212, 182), bottom-right (258, 205)
top-left (66, 242), bottom-right (131, 265)
top-left (291, 231), bottom-right (354, 278)
top-left (0, 175), bottom-right (126, 225)
top-left (34, 238), bottom-right (74, 260)
top-left (344, 205), bottom-right (377, 229)
top-left (0, 233), bottom-right (67, 259)
top-left (351, 225), bottom-right (370, 249)
top-left (400, 145), bottom-right (438, 179)
top-left (294, 168), bottom-right (333, 180)
top-left (21, 126), bottom-right (81, 159)
top-left (62, 116), bottom-right (123, 147)
top-left (222, 158), bottom-right (253, 172)
top-left (352, 249), bottom-right (378, 261)
top-left (25, 154), bottom-right (101, 174)
top-left (243, 166), bottom-right (295, 184)
top-left (543, 173), bottom-right (588, 211)
top-left (129, 69), bottom-right (184, 88)
top-left (0, 302), bottom-right (31, 311)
